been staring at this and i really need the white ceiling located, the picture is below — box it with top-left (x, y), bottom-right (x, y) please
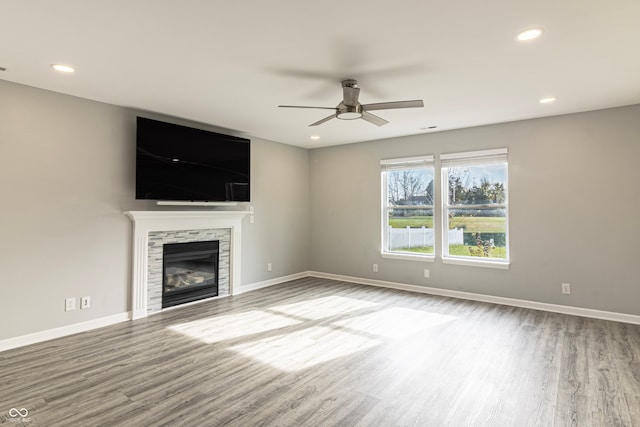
top-left (2, 1), bottom-right (639, 148)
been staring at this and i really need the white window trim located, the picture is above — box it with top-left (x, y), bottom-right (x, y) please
top-left (382, 252), bottom-right (436, 262)
top-left (442, 256), bottom-right (510, 269)
top-left (441, 148), bottom-right (510, 269)
top-left (381, 155), bottom-right (435, 261)
top-left (441, 148), bottom-right (507, 165)
top-left (381, 155), bottom-right (434, 167)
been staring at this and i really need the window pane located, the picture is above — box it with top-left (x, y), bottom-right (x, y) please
top-left (447, 208), bottom-right (506, 259)
top-left (387, 168), bottom-right (434, 206)
top-left (387, 208), bottom-right (434, 254)
top-left (447, 164), bottom-right (506, 205)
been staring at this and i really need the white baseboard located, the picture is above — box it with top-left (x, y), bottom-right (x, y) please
top-left (5, 270), bottom-right (638, 353)
top-left (308, 271), bottom-right (640, 325)
top-left (0, 272), bottom-right (306, 353)
top-left (0, 312), bottom-right (131, 353)
top-left (235, 271), bottom-right (310, 295)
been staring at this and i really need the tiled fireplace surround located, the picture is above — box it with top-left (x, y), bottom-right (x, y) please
top-left (125, 211), bottom-right (247, 319)
top-left (148, 228), bottom-right (230, 312)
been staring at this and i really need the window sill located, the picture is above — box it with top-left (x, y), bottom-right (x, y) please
top-left (382, 252), bottom-right (435, 262)
top-left (442, 256), bottom-right (510, 269)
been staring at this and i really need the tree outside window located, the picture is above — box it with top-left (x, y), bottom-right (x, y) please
top-left (442, 149), bottom-right (509, 264)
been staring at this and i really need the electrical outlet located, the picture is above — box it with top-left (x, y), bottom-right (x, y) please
top-left (267, 263), bottom-right (272, 272)
top-left (65, 297), bottom-right (76, 312)
top-left (250, 215), bottom-right (254, 224)
top-left (373, 263), bottom-right (379, 273)
top-left (80, 296), bottom-right (91, 309)
top-left (424, 269), bottom-right (430, 278)
top-left (562, 283), bottom-right (571, 295)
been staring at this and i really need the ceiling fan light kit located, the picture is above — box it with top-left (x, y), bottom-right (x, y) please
top-left (279, 79), bottom-right (424, 127)
top-left (337, 105), bottom-right (362, 120)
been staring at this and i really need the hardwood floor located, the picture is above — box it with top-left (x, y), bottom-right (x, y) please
top-left (1, 277), bottom-right (639, 426)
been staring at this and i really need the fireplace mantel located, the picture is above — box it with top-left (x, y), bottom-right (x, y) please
top-left (124, 210), bottom-right (248, 319)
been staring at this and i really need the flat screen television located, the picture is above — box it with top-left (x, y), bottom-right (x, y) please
top-left (136, 117), bottom-right (250, 202)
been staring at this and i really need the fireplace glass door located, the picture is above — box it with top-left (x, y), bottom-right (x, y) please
top-left (162, 240), bottom-right (219, 308)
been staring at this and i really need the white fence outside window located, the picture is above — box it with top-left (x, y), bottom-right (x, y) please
top-left (388, 227), bottom-right (463, 250)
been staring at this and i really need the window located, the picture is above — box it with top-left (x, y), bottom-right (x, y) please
top-left (381, 156), bottom-right (435, 260)
top-left (441, 149), bottom-right (509, 267)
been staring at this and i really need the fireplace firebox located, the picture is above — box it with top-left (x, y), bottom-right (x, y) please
top-left (162, 240), bottom-right (219, 308)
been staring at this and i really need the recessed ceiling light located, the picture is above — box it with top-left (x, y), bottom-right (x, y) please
top-left (51, 64), bottom-right (75, 73)
top-left (539, 97), bottom-right (556, 104)
top-left (517, 28), bottom-right (543, 41)
top-left (310, 135), bottom-right (320, 140)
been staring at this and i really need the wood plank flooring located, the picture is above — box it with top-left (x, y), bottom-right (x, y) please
top-left (1, 277), bottom-right (639, 426)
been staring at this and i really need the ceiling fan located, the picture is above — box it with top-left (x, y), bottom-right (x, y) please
top-left (278, 79), bottom-right (424, 127)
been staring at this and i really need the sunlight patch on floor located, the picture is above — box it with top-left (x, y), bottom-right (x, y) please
top-left (270, 295), bottom-right (379, 320)
top-left (230, 326), bottom-right (381, 372)
top-left (167, 310), bottom-right (300, 344)
top-left (333, 307), bottom-right (457, 339)
top-left (168, 298), bottom-right (455, 372)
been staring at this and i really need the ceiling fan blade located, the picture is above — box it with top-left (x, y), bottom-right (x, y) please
top-left (361, 111), bottom-right (389, 126)
top-left (362, 100), bottom-right (424, 111)
top-left (343, 86), bottom-right (360, 107)
top-left (309, 114), bottom-right (336, 127)
top-left (278, 105), bottom-right (337, 110)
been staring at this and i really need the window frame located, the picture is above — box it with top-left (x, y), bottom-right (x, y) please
top-left (380, 155), bottom-right (436, 262)
top-left (440, 148), bottom-right (510, 269)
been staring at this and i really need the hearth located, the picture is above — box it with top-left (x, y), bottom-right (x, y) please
top-left (162, 240), bottom-right (219, 308)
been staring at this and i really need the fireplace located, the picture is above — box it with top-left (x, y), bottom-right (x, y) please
top-left (125, 210), bottom-right (246, 319)
top-left (162, 240), bottom-right (219, 308)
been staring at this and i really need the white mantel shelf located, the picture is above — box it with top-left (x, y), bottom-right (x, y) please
top-left (124, 210), bottom-right (249, 319)
top-left (125, 210), bottom-right (249, 223)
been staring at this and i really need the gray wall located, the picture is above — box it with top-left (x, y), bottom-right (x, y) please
top-left (2, 76), bottom-right (639, 342)
top-left (240, 137), bottom-right (310, 285)
top-left (309, 104), bottom-right (640, 316)
top-left (0, 80), bottom-right (309, 340)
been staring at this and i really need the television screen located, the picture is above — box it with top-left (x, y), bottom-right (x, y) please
top-left (136, 117), bottom-right (250, 202)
